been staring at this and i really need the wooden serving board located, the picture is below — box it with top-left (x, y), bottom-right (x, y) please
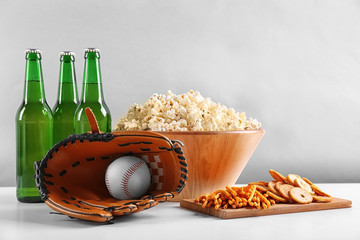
top-left (180, 198), bottom-right (352, 219)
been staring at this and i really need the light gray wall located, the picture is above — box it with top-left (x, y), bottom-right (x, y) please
top-left (1, 0), bottom-right (359, 186)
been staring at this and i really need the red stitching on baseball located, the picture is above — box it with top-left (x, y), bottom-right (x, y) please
top-left (121, 160), bottom-right (145, 199)
top-left (105, 172), bottom-right (113, 196)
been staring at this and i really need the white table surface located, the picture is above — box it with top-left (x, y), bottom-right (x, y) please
top-left (0, 184), bottom-right (358, 240)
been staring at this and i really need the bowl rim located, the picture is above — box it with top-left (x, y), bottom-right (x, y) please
top-left (114, 128), bottom-right (265, 135)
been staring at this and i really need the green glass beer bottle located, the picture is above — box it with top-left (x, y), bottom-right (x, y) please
top-left (16, 49), bottom-right (53, 203)
top-left (74, 48), bottom-right (111, 133)
top-left (53, 51), bottom-right (79, 143)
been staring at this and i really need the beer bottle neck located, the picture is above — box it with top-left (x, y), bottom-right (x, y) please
top-left (57, 59), bottom-right (78, 104)
top-left (24, 58), bottom-right (46, 104)
top-left (82, 57), bottom-right (104, 102)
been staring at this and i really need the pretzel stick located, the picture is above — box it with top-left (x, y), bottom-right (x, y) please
top-left (206, 200), bottom-right (214, 208)
top-left (226, 185), bottom-right (238, 198)
top-left (201, 194), bottom-right (210, 208)
top-left (247, 185), bottom-right (256, 203)
top-left (255, 190), bottom-right (271, 208)
top-left (262, 202), bottom-right (268, 209)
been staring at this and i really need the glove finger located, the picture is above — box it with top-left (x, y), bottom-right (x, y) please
top-left (81, 199), bottom-right (158, 216)
top-left (45, 198), bottom-right (113, 223)
top-left (129, 199), bottom-right (159, 214)
top-left (143, 192), bottom-right (175, 202)
top-left (79, 199), bottom-right (158, 216)
top-left (77, 199), bottom-right (138, 216)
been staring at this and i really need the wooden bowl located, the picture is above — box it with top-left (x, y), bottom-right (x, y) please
top-left (159, 129), bottom-right (265, 201)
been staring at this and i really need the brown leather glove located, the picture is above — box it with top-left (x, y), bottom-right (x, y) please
top-left (34, 108), bottom-right (187, 223)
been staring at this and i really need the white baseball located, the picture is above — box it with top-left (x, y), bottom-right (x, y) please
top-left (105, 156), bottom-right (151, 200)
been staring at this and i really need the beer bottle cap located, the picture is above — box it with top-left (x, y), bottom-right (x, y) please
top-left (84, 48), bottom-right (100, 59)
top-left (60, 51), bottom-right (75, 56)
top-left (25, 49), bottom-right (42, 60)
top-left (60, 51), bottom-right (75, 62)
top-left (25, 49), bottom-right (42, 54)
top-left (84, 48), bottom-right (100, 53)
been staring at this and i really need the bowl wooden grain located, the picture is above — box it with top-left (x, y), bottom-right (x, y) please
top-left (159, 129), bottom-right (265, 201)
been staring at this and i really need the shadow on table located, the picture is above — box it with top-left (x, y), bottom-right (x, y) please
top-left (171, 205), bottom-right (217, 220)
top-left (0, 202), bottom-right (157, 227)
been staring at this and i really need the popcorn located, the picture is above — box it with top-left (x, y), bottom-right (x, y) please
top-left (114, 90), bottom-right (261, 131)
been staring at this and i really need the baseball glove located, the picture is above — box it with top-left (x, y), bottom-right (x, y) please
top-left (34, 108), bottom-right (187, 223)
